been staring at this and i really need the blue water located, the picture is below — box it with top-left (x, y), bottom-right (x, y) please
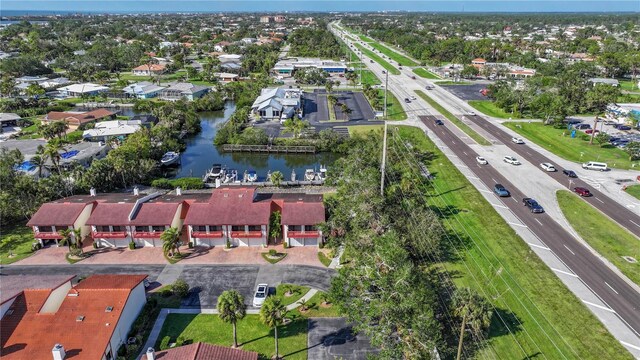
top-left (115, 103), bottom-right (338, 180)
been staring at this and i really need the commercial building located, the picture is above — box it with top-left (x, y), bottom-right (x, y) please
top-left (273, 58), bottom-right (348, 77)
top-left (251, 87), bottom-right (303, 121)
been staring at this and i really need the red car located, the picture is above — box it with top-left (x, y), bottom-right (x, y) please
top-left (585, 129), bottom-right (600, 134)
top-left (573, 187), bottom-right (592, 197)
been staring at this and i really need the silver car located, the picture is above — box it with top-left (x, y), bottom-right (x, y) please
top-left (253, 283), bottom-right (269, 307)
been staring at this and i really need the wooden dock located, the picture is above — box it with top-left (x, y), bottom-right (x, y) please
top-left (221, 144), bottom-right (316, 153)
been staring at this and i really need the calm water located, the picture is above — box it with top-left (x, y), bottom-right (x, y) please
top-left (116, 103), bottom-right (338, 180)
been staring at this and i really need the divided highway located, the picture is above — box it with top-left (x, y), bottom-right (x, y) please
top-left (421, 115), bottom-right (640, 340)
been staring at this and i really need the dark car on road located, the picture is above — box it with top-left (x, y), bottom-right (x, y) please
top-left (573, 187), bottom-right (592, 197)
top-left (404, 98), bottom-right (411, 103)
top-left (435, 119), bottom-right (444, 125)
top-left (562, 169), bottom-right (577, 178)
top-left (523, 198), bottom-right (544, 213)
top-left (494, 184), bottom-right (510, 197)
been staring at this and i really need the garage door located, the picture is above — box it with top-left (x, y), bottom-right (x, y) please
top-left (103, 239), bottom-right (129, 248)
top-left (303, 237), bottom-right (318, 246)
top-left (195, 238), bottom-right (226, 247)
top-left (143, 239), bottom-right (163, 247)
top-left (247, 238), bottom-right (264, 247)
top-left (289, 238), bottom-right (304, 247)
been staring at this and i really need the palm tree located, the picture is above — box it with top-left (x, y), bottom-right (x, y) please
top-left (45, 141), bottom-right (64, 175)
top-left (30, 155), bottom-right (47, 178)
top-left (58, 228), bottom-right (72, 247)
top-left (260, 297), bottom-right (287, 359)
top-left (453, 288), bottom-right (492, 360)
top-left (73, 228), bottom-right (83, 252)
top-left (217, 290), bottom-right (247, 348)
top-left (160, 227), bottom-right (181, 257)
top-left (324, 81), bottom-right (334, 94)
top-left (282, 118), bottom-right (310, 139)
top-left (270, 170), bottom-right (284, 186)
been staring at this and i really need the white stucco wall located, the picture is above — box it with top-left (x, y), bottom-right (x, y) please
top-left (108, 281), bottom-right (147, 355)
top-left (39, 281), bottom-right (72, 313)
top-left (74, 204), bottom-right (95, 240)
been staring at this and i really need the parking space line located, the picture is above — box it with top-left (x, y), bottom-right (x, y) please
top-left (605, 282), bottom-right (619, 295)
top-left (581, 299), bottom-right (616, 313)
top-left (528, 242), bottom-right (549, 250)
top-left (552, 268), bottom-right (578, 277)
top-left (512, 197), bottom-right (518, 203)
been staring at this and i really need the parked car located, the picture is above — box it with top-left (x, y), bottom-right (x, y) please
top-left (574, 124), bottom-right (591, 130)
top-left (399, 67), bottom-right (403, 70)
top-left (503, 156), bottom-right (521, 165)
top-left (573, 187), bottom-right (592, 197)
top-left (252, 283), bottom-right (269, 307)
top-left (494, 184), bottom-right (510, 197)
top-left (562, 169), bottom-right (577, 178)
top-left (617, 125), bottom-right (632, 131)
top-left (523, 198), bottom-right (545, 213)
top-left (370, 60), bottom-right (374, 63)
top-left (511, 137), bottom-right (525, 144)
top-left (582, 161), bottom-right (608, 171)
top-left (604, 120), bottom-right (618, 125)
top-left (540, 162), bottom-right (556, 172)
top-left (435, 119), bottom-right (444, 125)
top-left (382, 70), bottom-right (386, 74)
top-left (584, 129), bottom-right (600, 134)
top-left (425, 84), bottom-right (434, 90)
top-left (476, 156), bottom-right (488, 165)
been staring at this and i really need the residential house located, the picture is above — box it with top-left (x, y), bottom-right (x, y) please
top-left (143, 342), bottom-right (258, 360)
top-left (281, 201), bottom-right (325, 247)
top-left (43, 108), bottom-right (116, 128)
top-left (568, 52), bottom-right (595, 63)
top-left (214, 41), bottom-right (232, 52)
top-left (123, 81), bottom-right (166, 99)
top-left (251, 87), bottom-right (303, 120)
top-left (1, 275), bottom-right (74, 318)
top-left (1, 274), bottom-right (147, 360)
top-left (219, 54), bottom-right (243, 64)
top-left (589, 78), bottom-right (619, 87)
top-left (507, 68), bottom-right (536, 78)
top-left (0, 113), bottom-right (21, 127)
top-left (215, 72), bottom-right (239, 83)
top-left (39, 77), bottom-right (71, 89)
top-left (53, 141), bottom-right (111, 169)
top-left (26, 199), bottom-right (95, 246)
top-left (57, 83), bottom-right (109, 97)
top-left (159, 82), bottom-right (210, 101)
top-left (471, 58), bottom-right (487, 68)
top-left (82, 120), bottom-right (142, 142)
top-left (132, 63), bottom-right (167, 76)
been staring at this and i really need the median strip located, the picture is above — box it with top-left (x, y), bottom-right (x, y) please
top-left (414, 90), bottom-right (491, 146)
top-left (354, 43), bottom-right (400, 75)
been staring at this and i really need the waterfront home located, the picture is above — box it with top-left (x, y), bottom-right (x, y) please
top-left (122, 81), bottom-right (166, 99)
top-left (131, 63), bottom-right (167, 76)
top-left (54, 141), bottom-right (111, 169)
top-left (215, 72), bottom-right (239, 83)
top-left (26, 199), bottom-right (95, 246)
top-left (57, 83), bottom-right (109, 97)
top-left (159, 82), bottom-right (210, 101)
top-left (251, 87), bottom-right (302, 121)
top-left (281, 200), bottom-right (325, 246)
top-left (82, 120), bottom-right (142, 142)
top-left (1, 274), bottom-right (147, 360)
top-left (43, 108), bottom-right (116, 128)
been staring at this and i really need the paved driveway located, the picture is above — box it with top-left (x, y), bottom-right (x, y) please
top-left (307, 318), bottom-right (379, 360)
top-left (304, 92), bottom-right (329, 122)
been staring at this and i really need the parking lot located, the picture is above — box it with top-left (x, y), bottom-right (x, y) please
top-left (440, 83), bottom-right (489, 101)
top-left (570, 117), bottom-right (640, 148)
top-left (307, 318), bottom-right (379, 360)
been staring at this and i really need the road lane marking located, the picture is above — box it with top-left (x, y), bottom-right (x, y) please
top-left (551, 268), bottom-right (578, 277)
top-left (605, 282), bottom-right (619, 295)
top-left (491, 178), bottom-right (498, 183)
top-left (528, 242), bottom-right (549, 250)
top-left (491, 203), bottom-right (508, 209)
top-left (462, 151), bottom-right (468, 156)
top-left (563, 245), bottom-right (575, 255)
top-left (581, 299), bottom-right (616, 313)
top-left (526, 152), bottom-right (532, 156)
top-left (508, 222), bottom-right (528, 228)
top-left (512, 197), bottom-right (519, 203)
top-left (629, 220), bottom-right (640, 228)
top-left (594, 197), bottom-right (605, 204)
top-left (534, 218), bottom-right (543, 226)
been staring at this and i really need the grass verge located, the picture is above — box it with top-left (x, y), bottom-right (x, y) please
top-left (436, 80), bottom-right (472, 85)
top-left (295, 291), bottom-right (340, 318)
top-left (415, 90), bottom-right (490, 145)
top-left (625, 185), bottom-right (640, 200)
top-left (360, 69), bottom-right (381, 86)
top-left (468, 100), bottom-right (518, 119)
top-left (157, 314), bottom-right (308, 360)
top-left (413, 68), bottom-right (441, 79)
top-left (368, 42), bottom-right (418, 66)
top-left (503, 122), bottom-right (638, 169)
top-left (354, 43), bottom-right (400, 75)
top-left (340, 125), bottom-right (383, 136)
top-left (378, 89), bottom-right (407, 120)
top-left (274, 284), bottom-right (310, 306)
top-left (0, 222), bottom-right (34, 265)
top-left (261, 251), bottom-right (287, 264)
top-left (318, 251), bottom-right (332, 267)
top-left (557, 190), bottom-right (639, 285)
top-left (393, 125), bottom-right (632, 360)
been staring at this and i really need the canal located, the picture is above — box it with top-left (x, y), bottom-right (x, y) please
top-left (116, 102), bottom-right (339, 181)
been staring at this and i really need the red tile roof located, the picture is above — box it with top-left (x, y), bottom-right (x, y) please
top-left (45, 109), bottom-right (115, 125)
top-left (1, 275), bottom-right (147, 360)
top-left (183, 188), bottom-right (270, 226)
top-left (86, 203), bottom-right (134, 226)
top-left (132, 63), bottom-right (167, 72)
top-left (149, 342), bottom-right (258, 360)
top-left (1, 275), bottom-right (75, 305)
top-left (129, 202), bottom-right (181, 226)
top-left (27, 202), bottom-right (90, 227)
top-left (281, 201), bottom-right (325, 225)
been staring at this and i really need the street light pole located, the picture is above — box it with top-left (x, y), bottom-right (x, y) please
top-left (380, 121), bottom-right (388, 196)
top-left (383, 70), bottom-right (388, 119)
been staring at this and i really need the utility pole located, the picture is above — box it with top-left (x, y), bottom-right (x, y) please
top-left (383, 70), bottom-right (389, 119)
top-left (380, 121), bottom-right (388, 196)
top-left (456, 313), bottom-right (467, 360)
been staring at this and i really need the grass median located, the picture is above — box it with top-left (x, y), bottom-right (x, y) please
top-left (625, 185), bottom-right (640, 200)
top-left (414, 90), bottom-right (491, 145)
top-left (394, 125), bottom-right (632, 360)
top-left (503, 122), bottom-right (638, 169)
top-left (368, 42), bottom-right (418, 66)
top-left (413, 68), bottom-right (441, 79)
top-left (468, 100), bottom-right (518, 119)
top-left (354, 43), bottom-right (400, 75)
top-left (557, 190), bottom-right (640, 286)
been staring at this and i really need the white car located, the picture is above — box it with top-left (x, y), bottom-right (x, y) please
top-left (540, 162), bottom-right (556, 172)
top-left (476, 156), bottom-right (488, 165)
top-left (252, 283), bottom-right (269, 307)
top-left (410, 95), bottom-right (417, 100)
top-left (511, 137), bottom-right (525, 144)
top-left (503, 156), bottom-right (521, 165)
top-left (467, 111), bottom-right (477, 116)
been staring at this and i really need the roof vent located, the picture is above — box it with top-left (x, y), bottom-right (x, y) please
top-left (105, 306), bottom-right (113, 312)
top-left (76, 315), bottom-right (85, 322)
top-left (146, 347), bottom-right (156, 360)
top-left (176, 187), bottom-right (182, 196)
top-left (52, 343), bottom-right (66, 360)
top-left (90, 187), bottom-right (96, 196)
top-left (133, 186), bottom-right (140, 196)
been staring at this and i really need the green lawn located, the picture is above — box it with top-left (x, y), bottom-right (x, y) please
top-left (435, 80), bottom-right (472, 85)
top-left (354, 44), bottom-right (400, 75)
top-left (360, 70), bottom-right (381, 86)
top-left (557, 190), bottom-right (640, 285)
top-left (378, 89), bottom-right (407, 120)
top-left (340, 125), bottom-right (383, 136)
top-left (0, 222), bottom-right (34, 265)
top-left (415, 90), bottom-right (490, 145)
top-left (619, 79), bottom-right (640, 92)
top-left (317, 251), bottom-right (332, 267)
top-left (504, 122), bottom-right (638, 169)
top-left (17, 119), bottom-right (42, 139)
top-left (625, 185), bottom-right (640, 200)
top-left (358, 34), bottom-right (374, 42)
top-left (294, 291), bottom-right (340, 318)
top-left (273, 284), bottom-right (310, 307)
top-left (468, 100), bottom-right (518, 119)
top-left (157, 314), bottom-right (308, 360)
top-left (413, 68), bottom-right (441, 79)
top-left (368, 42), bottom-right (418, 67)
top-left (393, 126), bottom-right (632, 360)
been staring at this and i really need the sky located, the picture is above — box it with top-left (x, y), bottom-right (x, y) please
top-left (1, 1), bottom-right (639, 14)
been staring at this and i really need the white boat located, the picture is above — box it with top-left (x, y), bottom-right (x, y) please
top-left (224, 169), bottom-right (237, 183)
top-left (160, 152), bottom-right (180, 166)
top-left (304, 169), bottom-right (316, 181)
top-left (317, 165), bottom-right (327, 181)
top-left (203, 164), bottom-right (225, 183)
top-left (247, 170), bottom-right (258, 182)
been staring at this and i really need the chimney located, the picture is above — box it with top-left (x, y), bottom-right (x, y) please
top-left (176, 187), bottom-right (182, 196)
top-left (146, 347), bottom-right (156, 360)
top-left (52, 344), bottom-right (66, 360)
top-left (89, 187), bottom-right (96, 196)
top-left (133, 186), bottom-right (139, 196)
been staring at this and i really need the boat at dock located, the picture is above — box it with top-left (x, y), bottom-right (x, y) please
top-left (224, 169), bottom-right (238, 183)
top-left (247, 169), bottom-right (258, 182)
top-left (203, 163), bottom-right (226, 183)
top-left (160, 151), bottom-right (180, 166)
top-left (304, 169), bottom-right (316, 181)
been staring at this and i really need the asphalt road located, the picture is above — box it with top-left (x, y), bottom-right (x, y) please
top-left (421, 115), bottom-right (640, 338)
top-left (440, 84), bottom-right (488, 101)
top-left (462, 114), bottom-right (640, 238)
top-left (308, 318), bottom-right (379, 360)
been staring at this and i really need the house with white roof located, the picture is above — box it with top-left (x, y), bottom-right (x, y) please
top-left (123, 81), bottom-right (166, 99)
top-left (251, 88), bottom-right (303, 120)
top-left (159, 82), bottom-right (210, 101)
top-left (82, 120), bottom-right (142, 142)
top-left (57, 83), bottom-right (109, 97)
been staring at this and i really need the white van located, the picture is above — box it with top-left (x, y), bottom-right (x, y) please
top-left (582, 161), bottom-right (608, 171)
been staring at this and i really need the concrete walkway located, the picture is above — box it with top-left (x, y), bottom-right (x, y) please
top-left (328, 246), bottom-right (344, 269)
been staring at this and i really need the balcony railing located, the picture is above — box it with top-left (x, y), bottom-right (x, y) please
top-left (92, 231), bottom-right (128, 239)
top-left (191, 231), bottom-right (224, 238)
top-left (230, 231), bottom-right (263, 238)
top-left (34, 232), bottom-right (63, 239)
top-left (133, 231), bottom-right (164, 239)
top-left (288, 231), bottom-right (320, 238)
